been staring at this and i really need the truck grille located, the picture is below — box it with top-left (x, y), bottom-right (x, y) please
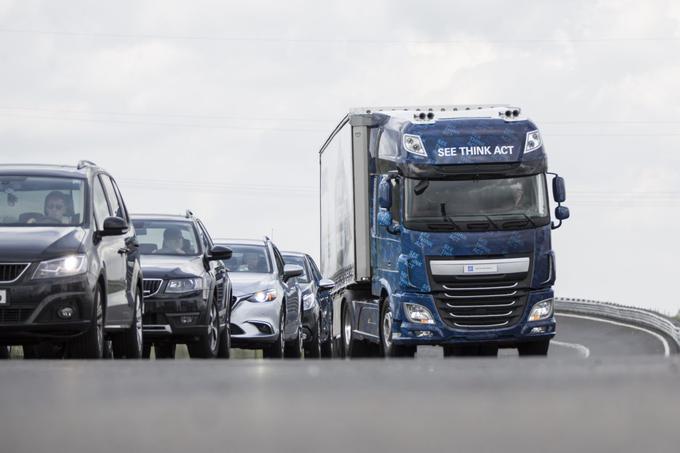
top-left (433, 279), bottom-right (527, 329)
top-left (0, 307), bottom-right (33, 323)
top-left (0, 263), bottom-right (29, 283)
top-left (143, 279), bottom-right (163, 298)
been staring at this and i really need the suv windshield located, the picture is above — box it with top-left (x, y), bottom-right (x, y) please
top-left (0, 176), bottom-right (86, 226)
top-left (221, 245), bottom-right (272, 273)
top-left (404, 174), bottom-right (549, 231)
top-left (132, 219), bottom-right (201, 256)
top-left (283, 254), bottom-right (310, 283)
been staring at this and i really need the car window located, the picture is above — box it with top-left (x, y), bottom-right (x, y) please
top-left (273, 246), bottom-right (285, 276)
top-left (308, 256), bottom-right (322, 282)
top-left (100, 175), bottom-right (124, 221)
top-left (220, 244), bottom-right (272, 273)
top-left (92, 176), bottom-right (111, 228)
top-left (109, 178), bottom-right (130, 222)
top-left (196, 219), bottom-right (213, 249)
top-left (132, 219), bottom-right (201, 256)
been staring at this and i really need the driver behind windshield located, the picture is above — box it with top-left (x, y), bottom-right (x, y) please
top-left (155, 227), bottom-right (185, 255)
top-left (26, 191), bottom-right (70, 224)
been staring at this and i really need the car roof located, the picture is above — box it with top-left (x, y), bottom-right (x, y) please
top-left (214, 238), bottom-right (267, 247)
top-left (0, 164), bottom-right (93, 179)
top-left (131, 213), bottom-right (194, 222)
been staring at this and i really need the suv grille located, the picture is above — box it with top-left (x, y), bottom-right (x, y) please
top-left (433, 278), bottom-right (527, 329)
top-left (143, 279), bottom-right (163, 297)
top-left (0, 307), bottom-right (33, 323)
top-left (0, 263), bottom-right (29, 283)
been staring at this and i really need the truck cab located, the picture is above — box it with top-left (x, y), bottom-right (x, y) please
top-left (319, 105), bottom-right (569, 357)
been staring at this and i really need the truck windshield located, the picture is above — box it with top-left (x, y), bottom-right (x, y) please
top-left (403, 174), bottom-right (549, 231)
top-left (0, 176), bottom-right (86, 226)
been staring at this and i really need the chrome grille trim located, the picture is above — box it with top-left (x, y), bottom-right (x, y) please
top-left (142, 278), bottom-right (163, 297)
top-left (442, 282), bottom-right (519, 291)
top-left (449, 311), bottom-right (514, 319)
top-left (443, 291), bottom-right (518, 299)
top-left (0, 263), bottom-right (30, 284)
top-left (446, 300), bottom-right (516, 309)
top-left (453, 321), bottom-right (510, 328)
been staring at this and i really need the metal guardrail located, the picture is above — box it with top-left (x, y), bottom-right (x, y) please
top-left (555, 297), bottom-right (680, 351)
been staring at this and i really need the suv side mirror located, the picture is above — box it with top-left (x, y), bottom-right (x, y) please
top-left (208, 245), bottom-right (232, 261)
top-left (100, 216), bottom-right (128, 236)
top-left (552, 176), bottom-right (566, 203)
top-left (318, 278), bottom-right (335, 291)
top-left (283, 264), bottom-right (304, 281)
top-left (378, 176), bottom-right (392, 210)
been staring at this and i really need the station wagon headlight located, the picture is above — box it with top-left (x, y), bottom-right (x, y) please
top-left (33, 255), bottom-right (87, 279)
top-left (165, 278), bottom-right (203, 294)
top-left (524, 130), bottom-right (543, 153)
top-left (403, 134), bottom-right (428, 157)
top-left (528, 298), bottom-right (553, 321)
top-left (247, 289), bottom-right (277, 303)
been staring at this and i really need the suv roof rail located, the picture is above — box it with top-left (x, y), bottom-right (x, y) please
top-left (185, 209), bottom-right (194, 218)
top-left (77, 160), bottom-right (98, 169)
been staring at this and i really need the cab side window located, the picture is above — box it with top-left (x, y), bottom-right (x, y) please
top-left (110, 178), bottom-right (130, 222)
top-left (272, 246), bottom-right (285, 276)
top-left (101, 176), bottom-right (125, 221)
top-left (92, 176), bottom-right (112, 229)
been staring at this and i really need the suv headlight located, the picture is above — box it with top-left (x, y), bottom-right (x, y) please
top-left (33, 255), bottom-right (87, 279)
top-left (165, 278), bottom-right (203, 294)
top-left (528, 298), bottom-right (554, 322)
top-left (246, 289), bottom-right (277, 303)
top-left (302, 293), bottom-right (315, 310)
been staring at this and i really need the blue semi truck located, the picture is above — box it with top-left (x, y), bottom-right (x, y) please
top-left (319, 105), bottom-right (569, 357)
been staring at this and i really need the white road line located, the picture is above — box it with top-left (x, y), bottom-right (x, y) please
top-left (556, 312), bottom-right (670, 357)
top-left (552, 340), bottom-right (591, 358)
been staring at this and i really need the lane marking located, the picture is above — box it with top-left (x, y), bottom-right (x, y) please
top-left (552, 340), bottom-right (590, 358)
top-left (556, 313), bottom-right (670, 357)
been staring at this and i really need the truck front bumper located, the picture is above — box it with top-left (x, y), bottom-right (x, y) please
top-left (391, 289), bottom-right (556, 346)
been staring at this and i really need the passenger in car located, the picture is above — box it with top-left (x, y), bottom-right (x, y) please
top-left (155, 228), bottom-right (186, 255)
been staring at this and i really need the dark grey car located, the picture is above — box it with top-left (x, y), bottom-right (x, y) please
top-left (216, 238), bottom-right (304, 359)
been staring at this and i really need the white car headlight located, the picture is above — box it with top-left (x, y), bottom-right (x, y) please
top-left (33, 255), bottom-right (87, 279)
top-left (528, 298), bottom-right (554, 322)
top-left (524, 130), bottom-right (543, 153)
top-left (404, 303), bottom-right (435, 324)
top-left (246, 289), bottom-right (277, 303)
top-left (165, 278), bottom-right (203, 294)
top-left (402, 134), bottom-right (428, 157)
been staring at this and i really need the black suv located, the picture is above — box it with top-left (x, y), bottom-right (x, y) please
top-left (132, 212), bottom-right (232, 359)
top-left (0, 161), bottom-right (144, 359)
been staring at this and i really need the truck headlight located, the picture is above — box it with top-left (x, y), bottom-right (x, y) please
top-left (247, 289), bottom-right (277, 303)
top-left (165, 278), bottom-right (203, 294)
top-left (524, 130), bottom-right (543, 153)
top-left (404, 303), bottom-right (435, 324)
top-left (403, 134), bottom-right (428, 157)
top-left (33, 255), bottom-right (87, 279)
top-left (302, 293), bottom-right (315, 310)
top-left (528, 298), bottom-right (553, 322)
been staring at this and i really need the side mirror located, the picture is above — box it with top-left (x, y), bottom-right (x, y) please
top-left (552, 176), bottom-right (566, 203)
top-left (208, 245), bottom-right (232, 261)
top-left (100, 216), bottom-right (128, 236)
top-left (318, 278), bottom-right (335, 291)
top-left (283, 264), bottom-right (304, 281)
top-left (378, 176), bottom-right (392, 210)
top-left (555, 206), bottom-right (570, 221)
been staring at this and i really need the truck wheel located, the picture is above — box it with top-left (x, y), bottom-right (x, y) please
top-left (112, 291), bottom-right (143, 359)
top-left (263, 310), bottom-right (285, 359)
top-left (518, 340), bottom-right (550, 356)
top-left (188, 302), bottom-right (220, 359)
top-left (70, 285), bottom-right (105, 359)
top-left (155, 343), bottom-right (176, 359)
top-left (218, 322), bottom-right (231, 359)
top-left (304, 316), bottom-right (321, 359)
top-left (379, 300), bottom-right (416, 358)
top-left (341, 302), bottom-right (357, 358)
top-left (0, 346), bottom-right (9, 359)
top-left (285, 325), bottom-right (303, 359)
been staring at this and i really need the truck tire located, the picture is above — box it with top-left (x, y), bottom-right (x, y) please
top-left (380, 301), bottom-right (416, 358)
top-left (112, 291), bottom-right (143, 359)
top-left (155, 343), bottom-right (176, 359)
top-left (518, 340), bottom-right (550, 356)
top-left (263, 310), bottom-right (285, 359)
top-left (70, 285), bottom-right (105, 359)
top-left (341, 301), bottom-right (369, 358)
top-left (0, 346), bottom-right (9, 359)
top-left (188, 302), bottom-right (220, 359)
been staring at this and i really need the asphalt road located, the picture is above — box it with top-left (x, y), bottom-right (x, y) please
top-left (1, 313), bottom-right (677, 453)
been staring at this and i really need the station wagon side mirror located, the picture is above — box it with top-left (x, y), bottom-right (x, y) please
top-left (208, 245), bottom-right (232, 261)
top-left (318, 278), bottom-right (335, 291)
top-left (283, 264), bottom-right (304, 281)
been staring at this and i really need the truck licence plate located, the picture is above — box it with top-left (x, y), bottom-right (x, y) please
top-left (0, 289), bottom-right (7, 304)
top-left (463, 264), bottom-right (498, 274)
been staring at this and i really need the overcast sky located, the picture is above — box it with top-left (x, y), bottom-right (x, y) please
top-left (1, 0), bottom-right (679, 314)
